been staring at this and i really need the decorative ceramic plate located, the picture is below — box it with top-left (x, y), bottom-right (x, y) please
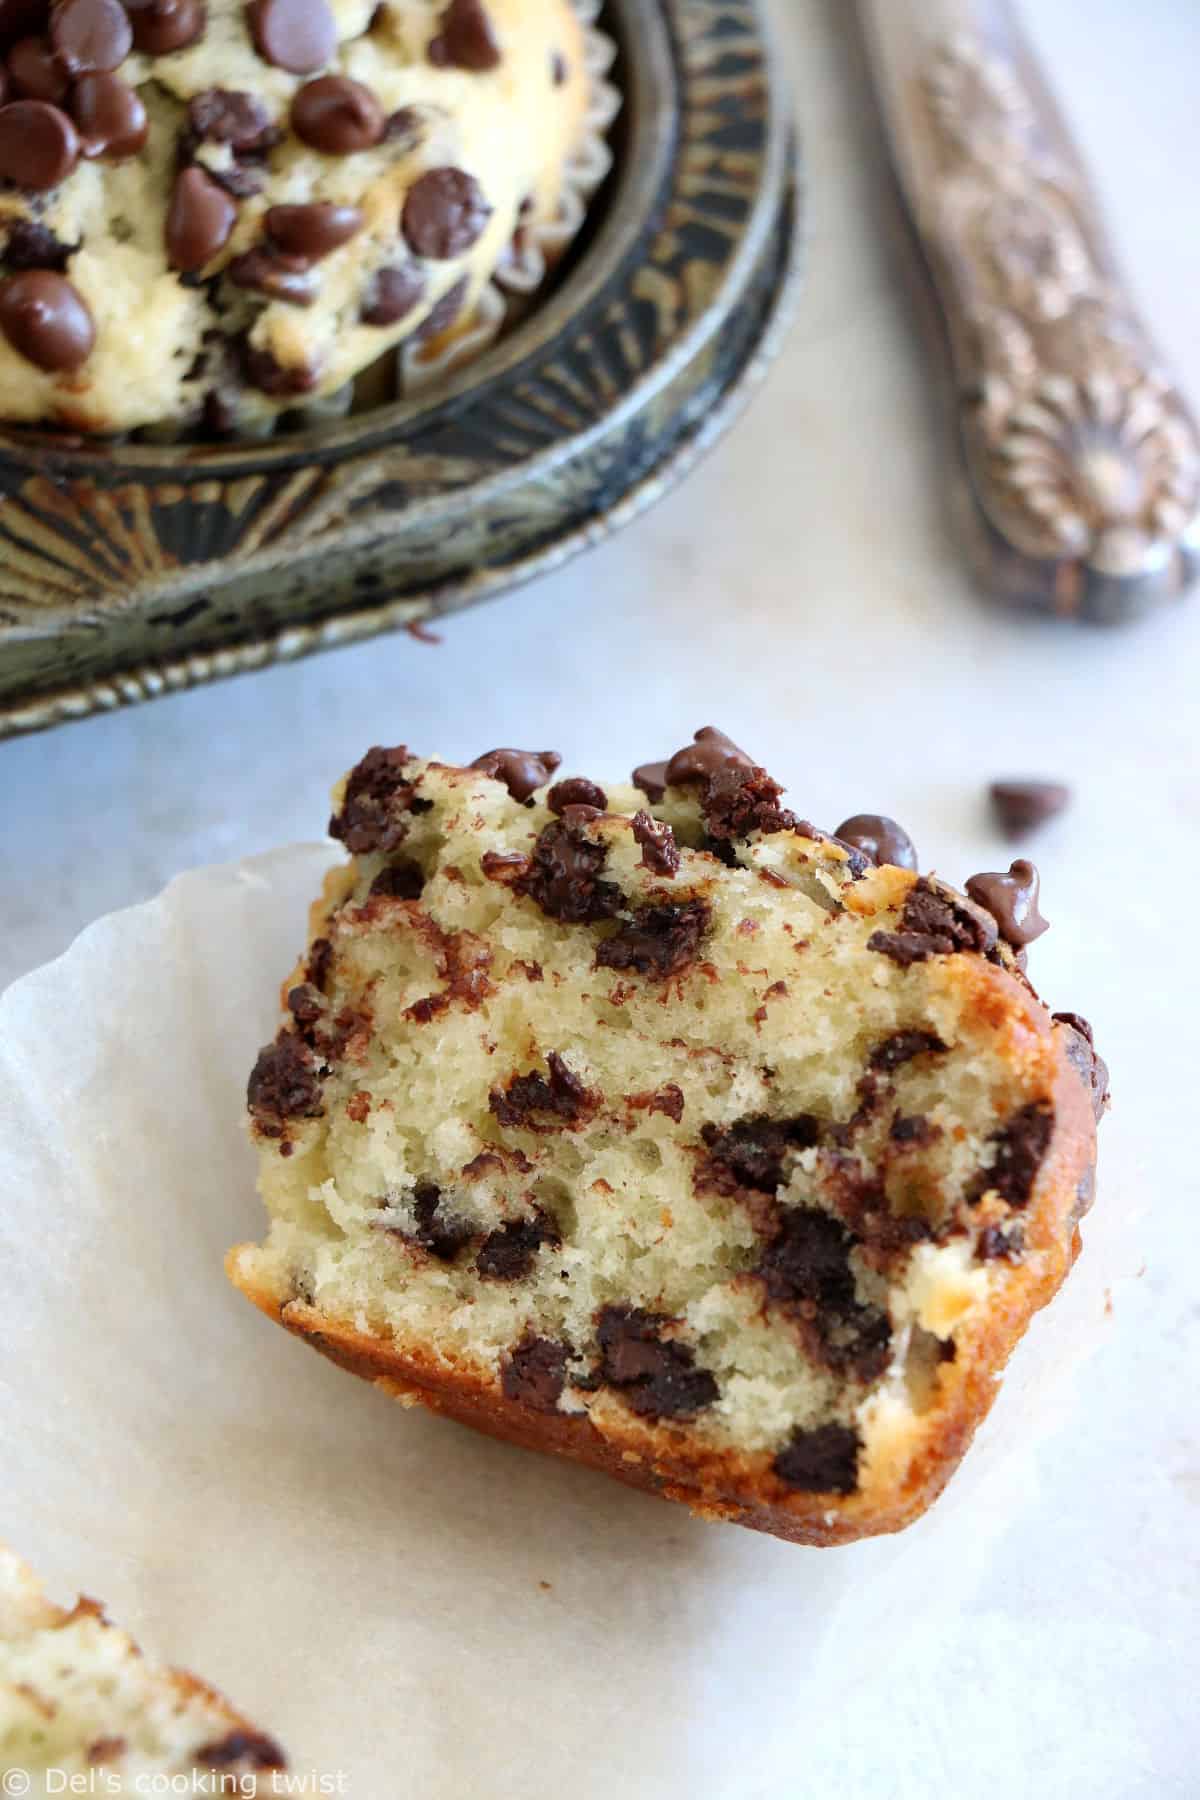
top-left (0, 0), bottom-right (801, 739)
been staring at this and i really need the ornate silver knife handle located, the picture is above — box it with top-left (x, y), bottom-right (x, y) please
top-left (857, 0), bottom-right (1200, 622)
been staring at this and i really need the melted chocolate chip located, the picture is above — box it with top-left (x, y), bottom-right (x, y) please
top-left (630, 810), bottom-right (679, 877)
top-left (166, 165), bottom-right (236, 271)
top-left (476, 1207), bottom-right (560, 1280)
top-left (489, 1051), bottom-right (598, 1132)
top-left (470, 746), bottom-right (560, 802)
top-left (0, 267), bottom-right (92, 368)
top-left (248, 0), bottom-right (335, 73)
top-left (247, 1032), bottom-right (324, 1129)
top-left (229, 245), bottom-right (317, 305)
top-left (1053, 1011), bottom-right (1109, 1120)
top-left (306, 936), bottom-right (333, 990)
top-left (595, 1306), bottom-right (718, 1419)
top-left (868, 1029), bottom-right (947, 1072)
top-left (3, 216), bottom-right (75, 271)
top-left (514, 817), bottom-right (621, 924)
top-left (369, 858), bottom-right (424, 900)
top-left (631, 759), bottom-right (669, 803)
top-left (989, 780), bottom-right (1070, 839)
top-left (759, 1206), bottom-right (892, 1381)
top-left (977, 1223), bottom-right (1025, 1262)
top-left (290, 73), bottom-right (383, 152)
top-left (965, 860), bottom-right (1048, 950)
top-left (547, 776), bottom-right (606, 815)
top-left (966, 1100), bottom-right (1055, 1208)
top-left (773, 1423), bottom-right (860, 1495)
top-left (328, 744), bottom-right (422, 854)
top-left (502, 1334), bottom-right (570, 1411)
top-left (360, 261), bottom-right (425, 326)
top-left (241, 339), bottom-right (319, 394)
top-left (408, 1180), bottom-right (472, 1261)
top-left (0, 98), bottom-right (78, 190)
top-left (124, 0), bottom-right (205, 54)
top-left (702, 764), bottom-right (796, 842)
top-left (7, 35), bottom-right (68, 102)
top-left (195, 1731), bottom-right (286, 1772)
top-left (700, 1114), bottom-right (820, 1194)
top-left (265, 200), bottom-right (362, 259)
top-left (401, 165), bottom-right (491, 259)
top-left (72, 72), bottom-right (146, 159)
top-left (833, 813), bottom-right (918, 872)
top-left (868, 877), bottom-right (998, 966)
top-left (411, 271), bottom-right (466, 341)
top-left (595, 897), bottom-right (710, 980)
top-left (50, 0), bottom-right (130, 74)
top-left (427, 0), bottom-right (499, 71)
top-left (187, 87), bottom-right (276, 151)
top-left (664, 727), bottom-right (755, 787)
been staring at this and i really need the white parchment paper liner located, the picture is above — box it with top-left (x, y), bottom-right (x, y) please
top-left (0, 847), bottom-right (1132, 1799)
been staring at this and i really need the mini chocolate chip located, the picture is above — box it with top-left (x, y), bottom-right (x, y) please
top-left (50, 0), bottom-right (130, 74)
top-left (229, 246), bottom-right (317, 305)
top-left (7, 36), bottom-right (68, 102)
top-left (291, 73), bottom-right (384, 155)
top-left (401, 165), bottom-right (491, 259)
top-left (665, 726), bottom-right (755, 787)
top-left (411, 271), bottom-right (466, 341)
top-left (248, 0), bottom-right (334, 72)
top-left (833, 813), bottom-right (918, 871)
top-left (0, 266), bottom-right (92, 368)
top-left (773, 1423), bottom-right (860, 1495)
top-left (187, 88), bottom-right (276, 151)
top-left (989, 780), bottom-right (1071, 839)
top-left (471, 746), bottom-right (560, 802)
top-left (240, 339), bottom-right (321, 395)
top-left (965, 859), bottom-right (1048, 949)
top-left (265, 200), bottom-right (361, 260)
top-left (550, 48), bottom-right (566, 84)
top-left (0, 99), bottom-right (79, 190)
top-left (631, 810), bottom-right (679, 877)
top-left (124, 0), bottom-right (205, 56)
top-left (166, 165), bottom-right (236, 272)
top-left (3, 217), bottom-right (76, 270)
top-left (547, 777), bottom-right (606, 815)
top-left (360, 261), bottom-right (425, 325)
top-left (426, 0), bottom-right (499, 71)
top-left (631, 759), bottom-right (669, 802)
top-left (72, 72), bottom-right (146, 159)
top-left (502, 1334), bottom-right (569, 1411)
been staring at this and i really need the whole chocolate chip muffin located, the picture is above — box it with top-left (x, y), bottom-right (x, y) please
top-left (0, 0), bottom-right (591, 432)
top-left (228, 730), bottom-right (1104, 1546)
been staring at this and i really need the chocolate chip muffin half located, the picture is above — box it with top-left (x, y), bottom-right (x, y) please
top-left (0, 1545), bottom-right (285, 1781)
top-left (228, 731), bottom-right (1106, 1545)
top-left (0, 0), bottom-right (590, 433)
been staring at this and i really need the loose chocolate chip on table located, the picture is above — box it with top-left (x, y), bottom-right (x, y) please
top-left (401, 165), bottom-right (491, 259)
top-left (595, 1306), bottom-right (718, 1420)
top-left (166, 165), bottom-right (236, 272)
top-left (265, 201), bottom-right (361, 260)
top-left (0, 265), bottom-right (92, 367)
top-left (427, 0), bottom-right (499, 72)
top-left (411, 271), bottom-right (466, 342)
top-left (471, 746), bottom-right (560, 802)
top-left (72, 72), bottom-right (147, 159)
top-left (229, 246), bottom-right (317, 305)
top-left (291, 73), bottom-right (384, 153)
top-left (773, 1423), bottom-right (860, 1495)
top-left (124, 0), bottom-right (205, 56)
top-left (187, 88), bottom-right (276, 151)
top-left (0, 98), bottom-right (79, 189)
top-left (989, 779), bottom-right (1070, 839)
top-left (502, 1334), bottom-right (570, 1411)
top-left (965, 858), bottom-right (1048, 949)
top-left (631, 759), bottom-right (669, 803)
top-left (631, 809), bottom-right (679, 877)
top-left (360, 262), bottom-right (425, 326)
top-left (50, 0), bottom-right (130, 73)
top-left (547, 777), bottom-right (606, 815)
top-left (832, 813), bottom-right (918, 871)
top-left (248, 0), bottom-right (335, 74)
top-left (7, 35), bottom-right (69, 102)
top-left (3, 217), bottom-right (76, 270)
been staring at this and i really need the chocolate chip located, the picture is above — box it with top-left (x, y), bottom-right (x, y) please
top-left (408, 1180), bottom-right (472, 1261)
top-left (700, 1114), bottom-right (820, 1194)
top-left (965, 860), bottom-right (1048, 950)
top-left (664, 726), bottom-right (756, 787)
top-left (703, 764), bottom-right (796, 842)
top-left (596, 897), bottom-right (710, 980)
top-left (476, 1207), bottom-right (560, 1280)
top-left (124, 0), bottom-right (205, 53)
top-left (241, 339), bottom-right (320, 395)
top-left (833, 813), bottom-right (918, 872)
top-left (890, 1113), bottom-right (937, 1145)
top-left (759, 1206), bottom-right (891, 1380)
top-left (514, 816), bottom-right (622, 924)
top-left (868, 877), bottom-right (997, 966)
top-left (550, 48), bottom-right (566, 85)
top-left (247, 1031), bottom-right (324, 1128)
top-left (0, 267), bottom-right (92, 368)
top-left (360, 261), bottom-right (425, 325)
top-left (50, 0), bottom-right (130, 74)
top-left (628, 1082), bottom-right (684, 1122)
top-left (7, 35), bottom-right (68, 102)
top-left (401, 165), bottom-right (491, 259)
top-left (166, 165), bottom-right (235, 271)
top-left (411, 270), bottom-right (465, 341)
top-left (868, 1030), bottom-right (946, 1072)
top-left (3, 216), bottom-right (75, 270)
top-left (989, 780), bottom-right (1071, 839)
top-left (631, 759), bottom-right (669, 803)
top-left (369, 858), bottom-right (424, 900)
top-left (195, 1732), bottom-right (287, 1772)
top-left (977, 1223), bottom-right (1024, 1262)
top-left (595, 1306), bottom-right (718, 1419)
top-left (290, 73), bottom-right (384, 152)
top-left (0, 98), bottom-right (78, 189)
top-left (329, 745), bottom-right (422, 854)
top-left (229, 245), bottom-right (318, 305)
top-left (187, 88), bottom-right (276, 151)
top-left (265, 200), bottom-right (361, 260)
top-left (547, 777), bottom-right (606, 815)
top-left (427, 0), bottom-right (499, 71)
top-left (966, 1099), bottom-right (1055, 1207)
top-left (248, 0), bottom-right (335, 73)
top-left (72, 71), bottom-right (146, 158)
top-left (489, 1051), bottom-right (598, 1131)
top-left (471, 746), bottom-right (560, 802)
top-left (1052, 1011), bottom-right (1109, 1120)
top-left (306, 935), bottom-right (333, 990)
top-left (773, 1423), bottom-right (860, 1494)
top-left (384, 103), bottom-right (422, 145)
top-left (502, 1334), bottom-right (570, 1411)
top-left (629, 810), bottom-right (679, 878)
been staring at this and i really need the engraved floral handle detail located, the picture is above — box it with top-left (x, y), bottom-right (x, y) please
top-left (859, 0), bottom-right (1200, 621)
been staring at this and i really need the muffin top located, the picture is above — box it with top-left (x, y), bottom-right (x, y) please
top-left (0, 0), bottom-right (589, 434)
